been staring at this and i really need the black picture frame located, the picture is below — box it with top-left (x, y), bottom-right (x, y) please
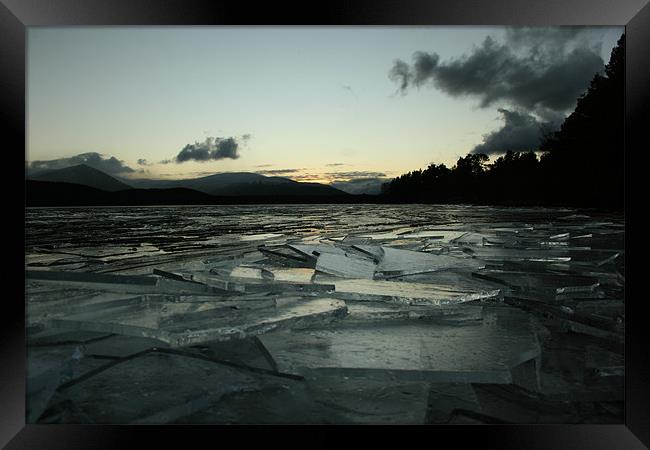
top-left (3, 0), bottom-right (648, 447)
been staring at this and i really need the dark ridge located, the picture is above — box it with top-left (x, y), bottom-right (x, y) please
top-left (25, 180), bottom-right (379, 207)
top-left (123, 171), bottom-right (348, 197)
top-left (28, 164), bottom-right (132, 192)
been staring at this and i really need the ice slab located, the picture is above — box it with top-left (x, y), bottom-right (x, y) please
top-left (287, 244), bottom-right (348, 259)
top-left (424, 384), bottom-right (483, 424)
top-left (229, 266), bottom-right (274, 280)
top-left (351, 244), bottom-right (385, 262)
top-left (375, 246), bottom-right (484, 277)
top-left (27, 270), bottom-right (157, 286)
top-left (258, 245), bottom-right (311, 266)
top-left (357, 227), bottom-right (415, 240)
top-left (266, 267), bottom-right (316, 283)
top-left (470, 384), bottom-right (587, 424)
top-left (400, 230), bottom-right (470, 243)
top-left (451, 232), bottom-right (488, 246)
top-left (28, 293), bottom-right (144, 325)
top-left (315, 252), bottom-right (376, 279)
top-left (26, 346), bottom-right (99, 422)
top-left (173, 375), bottom-right (432, 424)
top-left (48, 297), bottom-right (348, 347)
top-left (259, 306), bottom-right (540, 384)
top-left (345, 302), bottom-right (484, 323)
top-left (573, 300), bottom-right (624, 318)
top-left (57, 351), bottom-right (292, 423)
top-left (585, 344), bottom-right (623, 372)
top-left (471, 270), bottom-right (599, 297)
top-left (240, 233), bottom-right (285, 241)
top-left (559, 214), bottom-right (591, 220)
top-left (26, 253), bottom-right (85, 267)
top-left (26, 269), bottom-right (224, 295)
top-left (465, 247), bottom-right (571, 263)
top-left (195, 273), bottom-right (335, 294)
top-left (316, 277), bottom-right (500, 306)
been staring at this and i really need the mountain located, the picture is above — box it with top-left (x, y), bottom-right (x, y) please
top-left (28, 164), bottom-right (132, 192)
top-left (26, 165), bottom-right (349, 198)
top-left (26, 180), bottom-right (221, 206)
top-left (125, 172), bottom-right (347, 197)
top-left (331, 178), bottom-right (391, 195)
top-left (25, 180), bottom-right (377, 207)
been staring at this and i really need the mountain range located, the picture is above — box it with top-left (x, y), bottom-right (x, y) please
top-left (123, 171), bottom-right (346, 197)
top-left (25, 164), bottom-right (388, 206)
top-left (29, 164), bottom-right (132, 192)
top-left (28, 164), bottom-right (346, 196)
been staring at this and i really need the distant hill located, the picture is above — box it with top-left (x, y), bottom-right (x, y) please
top-left (27, 165), bottom-right (348, 197)
top-left (25, 180), bottom-right (377, 207)
top-left (29, 164), bottom-right (132, 192)
top-left (331, 178), bottom-right (390, 195)
top-left (26, 180), bottom-right (222, 206)
top-left (125, 172), bottom-right (347, 197)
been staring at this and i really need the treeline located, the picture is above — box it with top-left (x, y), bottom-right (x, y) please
top-left (381, 34), bottom-right (625, 209)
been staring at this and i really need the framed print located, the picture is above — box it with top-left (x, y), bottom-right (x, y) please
top-left (2, 0), bottom-right (648, 447)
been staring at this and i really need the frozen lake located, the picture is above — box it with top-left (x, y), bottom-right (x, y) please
top-left (25, 204), bottom-right (625, 424)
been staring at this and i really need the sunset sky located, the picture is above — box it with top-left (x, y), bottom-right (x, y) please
top-left (27, 26), bottom-right (622, 184)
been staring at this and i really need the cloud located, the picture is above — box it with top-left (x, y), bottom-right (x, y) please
top-left (325, 171), bottom-right (387, 181)
top-left (389, 59), bottom-right (412, 94)
top-left (471, 108), bottom-right (561, 155)
top-left (283, 174), bottom-right (322, 181)
top-left (326, 163), bottom-right (346, 167)
top-left (137, 158), bottom-right (153, 166)
top-left (175, 136), bottom-right (242, 163)
top-left (389, 27), bottom-right (606, 114)
top-left (342, 85), bottom-right (358, 99)
top-left (333, 177), bottom-right (387, 185)
top-left (256, 168), bottom-right (302, 175)
top-left (29, 152), bottom-right (136, 174)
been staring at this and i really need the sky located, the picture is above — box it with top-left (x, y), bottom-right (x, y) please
top-left (27, 26), bottom-right (623, 184)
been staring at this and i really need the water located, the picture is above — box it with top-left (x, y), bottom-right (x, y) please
top-left (25, 203), bottom-right (622, 251)
top-left (25, 203), bottom-right (625, 424)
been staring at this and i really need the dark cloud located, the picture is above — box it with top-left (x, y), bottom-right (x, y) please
top-left (326, 163), bottom-right (346, 167)
top-left (256, 168), bottom-right (302, 175)
top-left (390, 27), bottom-right (606, 114)
top-left (159, 159), bottom-right (173, 165)
top-left (472, 108), bottom-right (561, 155)
top-left (505, 27), bottom-right (597, 52)
top-left (342, 85), bottom-right (358, 99)
top-left (29, 152), bottom-right (136, 174)
top-left (175, 136), bottom-right (241, 163)
top-left (411, 52), bottom-right (440, 86)
top-left (137, 159), bottom-right (152, 166)
top-left (389, 59), bottom-right (412, 94)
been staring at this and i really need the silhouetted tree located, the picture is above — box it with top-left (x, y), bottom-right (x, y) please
top-left (540, 34), bottom-right (624, 207)
top-left (382, 34), bottom-right (624, 208)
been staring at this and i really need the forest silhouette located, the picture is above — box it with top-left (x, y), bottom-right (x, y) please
top-left (381, 34), bottom-right (625, 209)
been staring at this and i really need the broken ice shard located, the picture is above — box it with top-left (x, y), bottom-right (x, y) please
top-left (315, 252), bottom-right (376, 279)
